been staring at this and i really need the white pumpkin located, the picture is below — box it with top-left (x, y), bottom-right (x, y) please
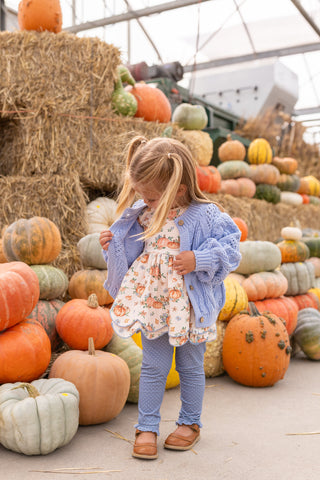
top-left (0, 378), bottom-right (79, 455)
top-left (281, 226), bottom-right (302, 241)
top-left (86, 197), bottom-right (118, 234)
top-left (77, 233), bottom-right (108, 270)
top-left (280, 191), bottom-right (303, 206)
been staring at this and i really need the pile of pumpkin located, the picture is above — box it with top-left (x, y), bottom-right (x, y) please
top-left (204, 220), bottom-right (320, 389)
top-left (196, 135), bottom-right (320, 204)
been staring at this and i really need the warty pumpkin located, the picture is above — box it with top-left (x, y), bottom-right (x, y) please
top-left (218, 134), bottom-right (246, 162)
top-left (125, 83), bottom-right (172, 123)
top-left (222, 303), bottom-right (291, 387)
top-left (247, 138), bottom-right (273, 165)
top-left (0, 319), bottom-right (51, 383)
top-left (0, 379), bottom-right (79, 456)
top-left (18, 0), bottom-right (62, 33)
top-left (0, 261), bottom-right (40, 331)
top-left (49, 337), bottom-right (130, 425)
top-left (3, 216), bottom-right (62, 265)
top-left (27, 299), bottom-right (65, 352)
top-left (56, 294), bottom-right (113, 350)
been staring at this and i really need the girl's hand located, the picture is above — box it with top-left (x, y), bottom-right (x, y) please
top-left (99, 230), bottom-right (113, 251)
top-left (173, 251), bottom-right (196, 275)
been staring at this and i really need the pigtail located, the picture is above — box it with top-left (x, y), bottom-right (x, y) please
top-left (142, 153), bottom-right (183, 239)
top-left (116, 136), bottom-right (148, 215)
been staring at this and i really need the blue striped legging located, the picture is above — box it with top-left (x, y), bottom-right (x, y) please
top-left (135, 333), bottom-right (207, 436)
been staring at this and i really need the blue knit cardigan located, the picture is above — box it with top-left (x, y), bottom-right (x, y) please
top-left (102, 200), bottom-right (241, 329)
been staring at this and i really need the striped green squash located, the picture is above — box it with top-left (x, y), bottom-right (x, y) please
top-left (293, 308), bottom-right (320, 360)
top-left (30, 265), bottom-right (68, 300)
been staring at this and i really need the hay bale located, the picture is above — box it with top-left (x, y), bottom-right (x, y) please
top-left (0, 114), bottom-right (186, 191)
top-left (178, 130), bottom-right (213, 165)
top-left (0, 173), bottom-right (88, 277)
top-left (208, 193), bottom-right (320, 242)
top-left (0, 31), bottom-right (120, 116)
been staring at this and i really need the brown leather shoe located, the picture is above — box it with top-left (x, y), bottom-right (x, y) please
top-left (132, 430), bottom-right (158, 460)
top-left (164, 424), bottom-right (200, 451)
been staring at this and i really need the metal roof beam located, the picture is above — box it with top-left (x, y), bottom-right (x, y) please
top-left (183, 42), bottom-right (320, 72)
top-left (290, 0), bottom-right (320, 38)
top-left (293, 106), bottom-right (320, 116)
top-left (64, 0), bottom-right (213, 34)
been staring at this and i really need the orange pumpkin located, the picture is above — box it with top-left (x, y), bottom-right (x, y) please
top-left (27, 299), bottom-right (64, 351)
top-left (0, 261), bottom-right (40, 331)
top-left (125, 83), bottom-right (172, 123)
top-left (252, 296), bottom-right (298, 335)
top-left (49, 337), bottom-right (130, 425)
top-left (18, 0), bottom-right (63, 33)
top-left (0, 318), bottom-right (51, 383)
top-left (2, 216), bottom-right (62, 265)
top-left (218, 134), bottom-right (246, 162)
top-left (220, 177), bottom-right (256, 198)
top-left (56, 294), bottom-right (113, 350)
top-left (287, 292), bottom-right (320, 311)
top-left (196, 165), bottom-right (221, 193)
top-left (222, 304), bottom-right (291, 387)
top-left (241, 270), bottom-right (288, 301)
top-left (277, 240), bottom-right (310, 263)
top-left (68, 269), bottom-right (113, 305)
top-left (272, 156), bottom-right (298, 174)
top-left (232, 217), bottom-right (248, 241)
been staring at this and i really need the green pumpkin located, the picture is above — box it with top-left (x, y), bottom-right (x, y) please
top-left (0, 378), bottom-right (79, 455)
top-left (293, 308), bottom-right (320, 360)
top-left (172, 103), bottom-right (208, 130)
top-left (280, 261), bottom-right (315, 296)
top-left (301, 237), bottom-right (320, 258)
top-left (276, 174), bottom-right (301, 192)
top-left (217, 160), bottom-right (251, 180)
top-left (254, 183), bottom-right (281, 203)
top-left (309, 196), bottom-right (320, 206)
top-left (235, 240), bottom-right (282, 275)
top-left (104, 333), bottom-right (142, 403)
top-left (77, 233), bottom-right (108, 270)
top-left (30, 265), bottom-right (68, 300)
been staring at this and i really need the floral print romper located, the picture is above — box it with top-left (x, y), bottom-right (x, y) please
top-left (110, 206), bottom-right (216, 346)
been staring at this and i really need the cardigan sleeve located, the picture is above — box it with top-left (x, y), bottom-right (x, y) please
top-left (193, 206), bottom-right (241, 285)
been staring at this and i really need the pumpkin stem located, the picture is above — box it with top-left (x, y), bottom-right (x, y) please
top-left (12, 383), bottom-right (40, 398)
top-left (87, 294), bottom-right (99, 309)
top-left (248, 302), bottom-right (261, 317)
top-left (88, 337), bottom-right (96, 356)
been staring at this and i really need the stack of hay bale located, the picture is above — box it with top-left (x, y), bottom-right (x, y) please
top-left (0, 30), bottom-right (183, 276)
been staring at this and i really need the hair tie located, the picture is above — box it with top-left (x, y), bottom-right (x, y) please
top-left (167, 153), bottom-right (172, 159)
top-left (141, 140), bottom-right (147, 145)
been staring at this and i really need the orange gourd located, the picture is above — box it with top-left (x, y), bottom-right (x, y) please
top-left (49, 337), bottom-right (130, 425)
top-left (0, 318), bottom-right (51, 383)
top-left (218, 134), bottom-right (246, 162)
top-left (232, 217), bottom-right (248, 242)
top-left (125, 83), bottom-right (172, 122)
top-left (252, 296), bottom-right (298, 335)
top-left (0, 261), bottom-right (40, 331)
top-left (220, 177), bottom-right (256, 198)
top-left (272, 156), bottom-right (298, 174)
top-left (241, 270), bottom-right (288, 301)
top-left (277, 240), bottom-right (310, 263)
top-left (56, 294), bottom-right (113, 350)
top-left (18, 0), bottom-right (63, 33)
top-left (222, 304), bottom-right (291, 387)
top-left (2, 216), bottom-right (62, 265)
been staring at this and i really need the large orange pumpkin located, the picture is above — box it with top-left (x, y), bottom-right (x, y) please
top-left (125, 83), bottom-right (172, 122)
top-left (252, 296), bottom-right (298, 336)
top-left (18, 0), bottom-right (63, 33)
top-left (222, 304), bottom-right (291, 387)
top-left (49, 337), bottom-right (130, 425)
top-left (196, 165), bottom-right (221, 193)
top-left (0, 261), bottom-right (40, 331)
top-left (56, 294), bottom-right (113, 350)
top-left (2, 216), bottom-right (62, 265)
top-left (0, 318), bottom-right (51, 383)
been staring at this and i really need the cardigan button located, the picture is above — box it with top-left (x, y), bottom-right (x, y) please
top-left (200, 317), bottom-right (204, 323)
top-left (178, 220), bottom-right (184, 226)
top-left (189, 285), bottom-right (194, 290)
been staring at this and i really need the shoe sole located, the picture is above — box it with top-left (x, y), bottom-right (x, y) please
top-left (132, 452), bottom-right (158, 460)
top-left (164, 435), bottom-right (200, 451)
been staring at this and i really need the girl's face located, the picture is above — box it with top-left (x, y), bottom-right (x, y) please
top-left (133, 183), bottom-right (187, 209)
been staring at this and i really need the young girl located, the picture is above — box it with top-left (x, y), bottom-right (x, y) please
top-left (100, 136), bottom-right (241, 460)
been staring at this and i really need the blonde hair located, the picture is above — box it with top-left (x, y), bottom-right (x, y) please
top-left (117, 136), bottom-right (222, 239)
